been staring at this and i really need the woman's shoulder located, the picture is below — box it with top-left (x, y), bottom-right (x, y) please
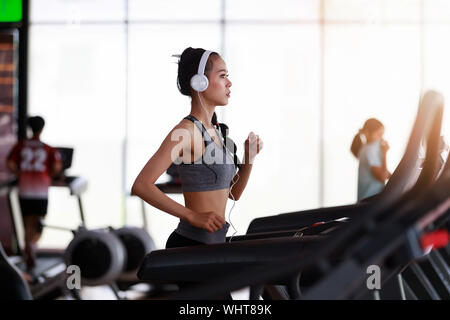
top-left (165, 119), bottom-right (201, 147)
top-left (170, 118), bottom-right (195, 134)
top-left (175, 117), bottom-right (207, 138)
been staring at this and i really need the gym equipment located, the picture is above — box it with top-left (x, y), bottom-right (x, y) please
top-left (63, 201), bottom-right (156, 292)
top-left (0, 242), bottom-right (32, 300)
top-left (49, 217), bottom-right (156, 298)
top-left (169, 107), bottom-right (449, 301)
top-left (62, 186), bottom-right (156, 294)
top-left (63, 225), bottom-right (156, 297)
top-left (166, 162), bottom-right (449, 300)
top-left (64, 226), bottom-right (126, 287)
top-left (299, 156), bottom-right (450, 300)
top-left (0, 178), bottom-right (20, 256)
top-left (113, 226), bottom-right (155, 283)
top-left (56, 189), bottom-right (126, 290)
top-left (401, 251), bottom-right (450, 300)
top-left (137, 91), bottom-right (444, 299)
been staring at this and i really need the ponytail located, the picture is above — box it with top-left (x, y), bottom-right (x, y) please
top-left (212, 112), bottom-right (218, 127)
top-left (350, 130), bottom-right (364, 158)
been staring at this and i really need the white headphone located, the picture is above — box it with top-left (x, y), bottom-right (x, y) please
top-left (190, 50), bottom-right (212, 92)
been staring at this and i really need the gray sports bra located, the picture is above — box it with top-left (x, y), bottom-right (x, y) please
top-left (173, 115), bottom-right (237, 244)
top-left (175, 115), bottom-right (237, 192)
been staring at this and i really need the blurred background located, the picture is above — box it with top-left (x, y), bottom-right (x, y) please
top-left (3, 0), bottom-right (450, 250)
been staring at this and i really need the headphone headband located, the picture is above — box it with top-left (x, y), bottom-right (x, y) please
top-left (198, 50), bottom-right (212, 76)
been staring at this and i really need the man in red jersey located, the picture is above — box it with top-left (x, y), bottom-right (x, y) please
top-left (7, 116), bottom-right (62, 269)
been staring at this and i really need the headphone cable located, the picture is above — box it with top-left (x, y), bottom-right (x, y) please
top-left (198, 91), bottom-right (239, 242)
top-left (227, 172), bottom-right (240, 242)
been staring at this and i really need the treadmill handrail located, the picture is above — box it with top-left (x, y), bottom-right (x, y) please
top-left (302, 154), bottom-right (450, 299)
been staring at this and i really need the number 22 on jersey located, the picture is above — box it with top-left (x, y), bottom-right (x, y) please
top-left (20, 147), bottom-right (47, 172)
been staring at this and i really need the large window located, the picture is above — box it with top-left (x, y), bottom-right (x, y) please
top-left (28, 0), bottom-right (450, 248)
top-left (323, 24), bottom-right (421, 205)
top-left (29, 24), bottom-right (127, 246)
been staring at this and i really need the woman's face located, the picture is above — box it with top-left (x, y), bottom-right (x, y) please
top-left (368, 126), bottom-right (384, 142)
top-left (203, 56), bottom-right (232, 106)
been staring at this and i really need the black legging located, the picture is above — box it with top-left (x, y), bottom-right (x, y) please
top-left (165, 231), bottom-right (233, 300)
top-left (166, 231), bottom-right (205, 249)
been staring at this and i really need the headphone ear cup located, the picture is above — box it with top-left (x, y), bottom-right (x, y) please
top-left (190, 74), bottom-right (209, 92)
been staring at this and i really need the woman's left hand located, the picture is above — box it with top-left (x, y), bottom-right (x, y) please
top-left (245, 132), bottom-right (263, 164)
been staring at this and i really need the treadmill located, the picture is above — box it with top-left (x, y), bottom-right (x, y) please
top-left (137, 91), bottom-right (444, 299)
top-left (168, 91), bottom-right (448, 300)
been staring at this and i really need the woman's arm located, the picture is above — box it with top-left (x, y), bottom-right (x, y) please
top-left (229, 161), bottom-right (252, 201)
top-left (133, 180), bottom-right (195, 221)
top-left (229, 132), bottom-right (263, 201)
top-left (370, 159), bottom-right (390, 182)
top-left (132, 124), bottom-right (225, 232)
top-left (132, 125), bottom-right (195, 221)
top-left (371, 140), bottom-right (391, 182)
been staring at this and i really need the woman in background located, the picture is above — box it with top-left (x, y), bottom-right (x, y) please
top-left (351, 118), bottom-right (391, 201)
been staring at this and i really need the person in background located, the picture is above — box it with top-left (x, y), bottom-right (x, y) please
top-left (7, 116), bottom-right (62, 269)
top-left (351, 118), bottom-right (391, 201)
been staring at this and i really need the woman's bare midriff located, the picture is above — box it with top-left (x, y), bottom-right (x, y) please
top-left (183, 188), bottom-right (230, 220)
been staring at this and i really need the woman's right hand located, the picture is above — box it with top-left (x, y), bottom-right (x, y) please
top-left (188, 211), bottom-right (226, 233)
